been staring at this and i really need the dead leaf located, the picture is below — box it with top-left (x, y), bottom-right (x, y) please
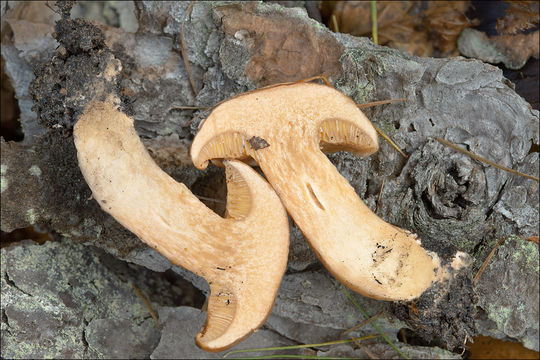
top-left (320, 1), bottom-right (478, 58)
top-left (458, 28), bottom-right (539, 69)
top-left (491, 30), bottom-right (539, 69)
top-left (496, 1), bottom-right (539, 35)
top-left (424, 2), bottom-right (479, 57)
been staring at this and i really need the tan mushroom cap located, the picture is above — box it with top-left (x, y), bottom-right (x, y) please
top-left (191, 83), bottom-right (440, 301)
top-left (74, 98), bottom-right (289, 352)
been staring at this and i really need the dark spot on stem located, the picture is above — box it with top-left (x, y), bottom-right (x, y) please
top-left (248, 136), bottom-right (270, 150)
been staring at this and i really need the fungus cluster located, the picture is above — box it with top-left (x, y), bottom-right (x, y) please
top-left (75, 83), bottom-right (459, 352)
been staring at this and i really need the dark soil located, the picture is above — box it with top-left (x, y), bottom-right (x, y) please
top-left (392, 270), bottom-right (478, 352)
top-left (29, 15), bottom-right (116, 133)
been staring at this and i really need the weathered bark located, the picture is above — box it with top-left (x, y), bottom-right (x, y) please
top-left (1, 1), bottom-right (538, 357)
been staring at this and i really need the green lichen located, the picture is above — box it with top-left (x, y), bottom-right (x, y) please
top-left (377, 118), bottom-right (398, 137)
top-left (1, 177), bottom-right (7, 193)
top-left (0, 164), bottom-right (7, 193)
top-left (29, 165), bottom-right (42, 177)
top-left (338, 48), bottom-right (388, 104)
top-left (448, 222), bottom-right (483, 252)
top-left (25, 209), bottom-right (37, 225)
top-left (355, 82), bottom-right (375, 104)
top-left (486, 303), bottom-right (512, 330)
top-left (2, 239), bottom-right (159, 359)
top-left (509, 235), bottom-right (539, 273)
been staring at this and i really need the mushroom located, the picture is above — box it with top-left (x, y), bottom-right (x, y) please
top-left (191, 83), bottom-right (441, 301)
top-left (73, 97), bottom-right (289, 352)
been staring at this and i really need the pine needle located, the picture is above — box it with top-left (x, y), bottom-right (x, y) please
top-left (223, 334), bottom-right (380, 358)
top-left (474, 237), bottom-right (505, 285)
top-left (356, 98), bottom-right (407, 109)
top-left (332, 14), bottom-right (340, 33)
top-left (195, 75), bottom-right (333, 129)
top-left (350, 336), bottom-right (378, 359)
top-left (342, 287), bottom-right (409, 359)
top-left (435, 137), bottom-right (539, 182)
top-left (131, 283), bottom-right (162, 330)
top-left (373, 124), bottom-right (408, 158)
top-left (342, 311), bottom-right (383, 337)
top-left (357, 98), bottom-right (409, 159)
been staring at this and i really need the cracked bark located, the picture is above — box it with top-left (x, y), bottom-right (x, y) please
top-left (1, 0), bottom-right (538, 356)
top-left (3, 272), bottom-right (33, 297)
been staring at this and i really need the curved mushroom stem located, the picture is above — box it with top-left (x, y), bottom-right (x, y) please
top-left (74, 98), bottom-right (289, 351)
top-left (255, 143), bottom-right (438, 300)
top-left (191, 83), bottom-right (441, 301)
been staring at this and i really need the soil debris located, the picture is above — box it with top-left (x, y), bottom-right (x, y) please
top-left (392, 271), bottom-right (478, 352)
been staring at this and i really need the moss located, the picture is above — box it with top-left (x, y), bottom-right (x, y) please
top-left (0, 164), bottom-right (6, 175)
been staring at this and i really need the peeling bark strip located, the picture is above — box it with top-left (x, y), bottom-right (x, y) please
top-left (216, 3), bottom-right (344, 85)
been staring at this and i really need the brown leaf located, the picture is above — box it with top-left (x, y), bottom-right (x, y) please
top-left (496, 1), bottom-right (540, 35)
top-left (322, 1), bottom-right (478, 58)
top-left (458, 28), bottom-right (539, 70)
top-left (424, 1), bottom-right (479, 57)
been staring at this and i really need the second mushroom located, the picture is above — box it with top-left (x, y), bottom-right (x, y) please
top-left (191, 83), bottom-right (443, 301)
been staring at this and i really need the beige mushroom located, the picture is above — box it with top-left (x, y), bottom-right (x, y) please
top-left (191, 83), bottom-right (441, 301)
top-left (73, 97), bottom-right (289, 352)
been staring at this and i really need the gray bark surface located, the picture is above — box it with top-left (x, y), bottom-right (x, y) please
top-left (1, 1), bottom-right (538, 357)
